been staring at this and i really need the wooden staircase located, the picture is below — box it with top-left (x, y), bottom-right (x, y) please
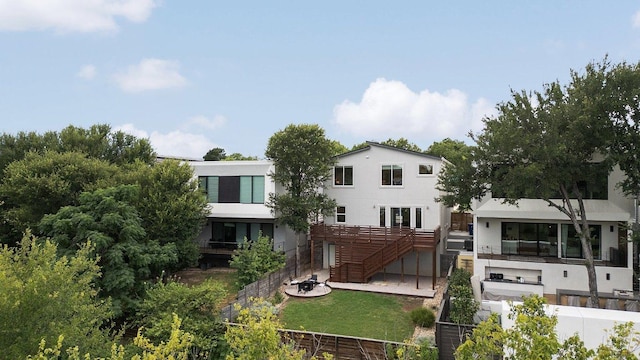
top-left (310, 224), bottom-right (439, 283)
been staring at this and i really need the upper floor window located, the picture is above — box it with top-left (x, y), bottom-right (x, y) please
top-left (198, 175), bottom-right (265, 204)
top-left (334, 166), bottom-right (353, 186)
top-left (418, 164), bottom-right (434, 175)
top-left (382, 165), bottom-right (402, 186)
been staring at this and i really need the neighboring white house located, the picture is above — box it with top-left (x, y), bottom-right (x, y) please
top-left (473, 164), bottom-right (636, 298)
top-left (190, 160), bottom-right (297, 260)
top-left (320, 142), bottom-right (451, 278)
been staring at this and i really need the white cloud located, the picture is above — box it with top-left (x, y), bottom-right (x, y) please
top-left (332, 78), bottom-right (494, 141)
top-left (76, 64), bottom-right (96, 80)
top-left (113, 58), bottom-right (187, 93)
top-left (184, 115), bottom-right (227, 131)
top-left (115, 123), bottom-right (218, 159)
top-left (633, 10), bottom-right (640, 28)
top-left (0, 0), bottom-right (157, 33)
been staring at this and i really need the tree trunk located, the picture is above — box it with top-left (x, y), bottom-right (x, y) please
top-left (556, 184), bottom-right (599, 306)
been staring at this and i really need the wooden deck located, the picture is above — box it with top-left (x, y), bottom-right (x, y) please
top-left (310, 224), bottom-right (440, 289)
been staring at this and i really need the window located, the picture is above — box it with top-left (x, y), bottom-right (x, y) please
top-left (336, 206), bottom-right (346, 223)
top-left (501, 222), bottom-right (558, 257)
top-left (382, 165), bottom-right (403, 186)
top-left (561, 224), bottom-right (601, 259)
top-left (198, 175), bottom-right (265, 204)
top-left (415, 208), bottom-right (422, 229)
top-left (418, 164), bottom-right (434, 175)
top-left (379, 207), bottom-right (386, 227)
top-left (240, 176), bottom-right (265, 203)
top-left (391, 207), bottom-right (410, 227)
top-left (334, 166), bottom-right (353, 186)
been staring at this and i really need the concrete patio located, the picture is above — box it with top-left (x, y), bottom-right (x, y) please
top-left (284, 269), bottom-right (437, 298)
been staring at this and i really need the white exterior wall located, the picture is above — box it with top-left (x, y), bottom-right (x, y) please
top-left (190, 160), bottom-right (297, 255)
top-left (321, 144), bottom-right (449, 276)
top-left (324, 145), bottom-right (445, 230)
top-left (496, 301), bottom-right (640, 355)
top-left (473, 166), bottom-right (636, 295)
top-left (191, 160), bottom-right (275, 219)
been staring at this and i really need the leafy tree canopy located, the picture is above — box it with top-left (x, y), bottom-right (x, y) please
top-left (137, 278), bottom-right (228, 356)
top-left (351, 138), bottom-right (423, 152)
top-left (117, 159), bottom-right (208, 270)
top-left (225, 299), bottom-right (314, 360)
top-left (39, 185), bottom-right (179, 317)
top-left (0, 151), bottom-right (119, 244)
top-left (265, 124), bottom-right (337, 233)
top-left (380, 137), bottom-right (423, 152)
top-left (223, 152), bottom-right (258, 161)
top-left (425, 138), bottom-right (472, 166)
top-left (0, 233), bottom-right (115, 359)
top-left (0, 124), bottom-right (155, 173)
top-left (230, 233), bottom-right (286, 288)
top-left (204, 147), bottom-right (227, 161)
top-left (329, 140), bottom-right (349, 156)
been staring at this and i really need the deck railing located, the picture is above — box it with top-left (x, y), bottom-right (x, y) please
top-left (312, 224), bottom-right (440, 283)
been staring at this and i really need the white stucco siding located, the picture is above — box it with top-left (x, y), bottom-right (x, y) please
top-left (325, 145), bottom-right (445, 230)
top-left (475, 257), bottom-right (632, 294)
top-left (191, 160), bottom-right (276, 219)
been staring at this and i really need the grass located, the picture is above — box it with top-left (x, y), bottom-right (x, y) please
top-left (279, 289), bottom-right (422, 342)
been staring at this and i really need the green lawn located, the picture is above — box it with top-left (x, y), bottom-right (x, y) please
top-left (279, 289), bottom-right (422, 342)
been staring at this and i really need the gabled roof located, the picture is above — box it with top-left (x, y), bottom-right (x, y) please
top-left (335, 141), bottom-right (444, 161)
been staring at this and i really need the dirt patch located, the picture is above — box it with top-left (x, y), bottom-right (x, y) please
top-left (174, 267), bottom-right (236, 286)
top-left (399, 296), bottom-right (426, 312)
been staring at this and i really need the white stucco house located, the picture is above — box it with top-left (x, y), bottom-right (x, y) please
top-left (190, 160), bottom-right (297, 261)
top-left (473, 164), bottom-right (636, 298)
top-left (313, 142), bottom-right (451, 284)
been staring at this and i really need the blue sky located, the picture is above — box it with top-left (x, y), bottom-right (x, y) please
top-left (2, 1), bottom-right (640, 159)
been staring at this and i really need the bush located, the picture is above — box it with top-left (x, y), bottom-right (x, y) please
top-left (410, 307), bottom-right (436, 328)
top-left (230, 233), bottom-right (285, 288)
top-left (449, 284), bottom-right (479, 325)
top-left (449, 268), bottom-right (472, 288)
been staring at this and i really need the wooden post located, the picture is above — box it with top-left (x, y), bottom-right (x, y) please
top-left (310, 233), bottom-right (315, 276)
top-left (416, 251), bottom-right (420, 289)
top-left (432, 249), bottom-right (437, 290)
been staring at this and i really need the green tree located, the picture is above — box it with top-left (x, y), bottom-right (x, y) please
top-left (0, 151), bottom-right (118, 245)
top-left (120, 159), bottom-right (208, 270)
top-left (265, 124), bottom-right (337, 273)
top-left (438, 59), bottom-right (629, 304)
top-left (381, 138), bottom-right (423, 152)
top-left (204, 147), bottom-right (227, 161)
top-left (329, 140), bottom-right (349, 156)
top-left (39, 185), bottom-right (178, 317)
top-left (0, 233), bottom-right (115, 359)
top-left (425, 138), bottom-right (472, 166)
top-left (223, 152), bottom-right (258, 161)
top-left (0, 124), bottom-right (154, 173)
top-left (225, 298), bottom-right (308, 360)
top-left (137, 279), bottom-right (228, 358)
top-left (455, 295), bottom-right (591, 360)
top-left (28, 314), bottom-right (193, 360)
top-left (230, 234), bottom-right (286, 288)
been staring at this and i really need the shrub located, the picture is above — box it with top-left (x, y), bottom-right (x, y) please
top-left (230, 233), bottom-right (285, 288)
top-left (449, 268), bottom-right (472, 288)
top-left (449, 284), bottom-right (479, 325)
top-left (410, 307), bottom-right (436, 328)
